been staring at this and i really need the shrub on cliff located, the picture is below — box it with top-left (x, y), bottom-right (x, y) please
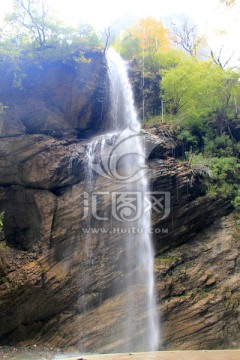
top-left (191, 154), bottom-right (240, 200)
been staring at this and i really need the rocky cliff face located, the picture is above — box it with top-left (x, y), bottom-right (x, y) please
top-left (0, 50), bottom-right (109, 138)
top-left (157, 213), bottom-right (240, 350)
top-left (0, 52), bottom-right (239, 352)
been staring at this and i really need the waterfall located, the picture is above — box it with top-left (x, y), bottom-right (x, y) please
top-left (84, 48), bottom-right (159, 352)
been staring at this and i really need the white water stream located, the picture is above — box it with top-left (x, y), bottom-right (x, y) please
top-left (84, 49), bottom-right (159, 351)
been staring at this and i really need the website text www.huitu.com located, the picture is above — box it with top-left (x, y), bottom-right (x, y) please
top-left (81, 227), bottom-right (169, 235)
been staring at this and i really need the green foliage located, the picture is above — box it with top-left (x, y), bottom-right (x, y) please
top-left (76, 23), bottom-right (101, 48)
top-left (3, 1), bottom-right (101, 50)
top-left (5, 0), bottom-right (48, 47)
top-left (114, 36), bottom-right (141, 59)
top-left (156, 49), bottom-right (188, 70)
top-left (190, 153), bottom-right (213, 178)
top-left (232, 189), bottom-right (240, 211)
top-left (177, 129), bottom-right (199, 149)
top-left (0, 22), bottom-right (101, 55)
top-left (191, 155), bottom-right (240, 199)
top-left (208, 157), bottom-right (239, 187)
top-left (0, 0), bottom-right (102, 79)
top-left (162, 59), bottom-right (238, 123)
top-left (204, 134), bottom-right (234, 157)
top-left (137, 48), bottom-right (188, 72)
top-left (155, 255), bottom-right (179, 265)
top-left (160, 56), bottom-right (240, 165)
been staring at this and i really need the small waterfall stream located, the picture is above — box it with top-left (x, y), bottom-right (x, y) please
top-left (84, 48), bottom-right (159, 352)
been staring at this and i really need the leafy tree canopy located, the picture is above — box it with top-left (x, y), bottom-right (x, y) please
top-left (0, 0), bottom-right (102, 58)
top-left (161, 57), bottom-right (240, 137)
top-left (113, 17), bottom-right (171, 66)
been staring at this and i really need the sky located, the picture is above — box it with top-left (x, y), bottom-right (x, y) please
top-left (0, 0), bottom-right (239, 65)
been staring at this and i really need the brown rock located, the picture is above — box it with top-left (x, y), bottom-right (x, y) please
top-left (0, 51), bottom-right (108, 137)
top-left (156, 214), bottom-right (240, 350)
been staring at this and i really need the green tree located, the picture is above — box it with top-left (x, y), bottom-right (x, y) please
top-left (161, 58), bottom-right (240, 139)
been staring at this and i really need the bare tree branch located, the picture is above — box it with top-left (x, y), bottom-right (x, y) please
top-left (223, 52), bottom-right (235, 68)
top-left (171, 19), bottom-right (206, 57)
top-left (15, 0), bottom-right (47, 46)
top-left (209, 47), bottom-right (235, 68)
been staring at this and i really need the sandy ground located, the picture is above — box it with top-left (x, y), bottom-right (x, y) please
top-left (0, 350), bottom-right (239, 360)
top-left (66, 350), bottom-right (240, 360)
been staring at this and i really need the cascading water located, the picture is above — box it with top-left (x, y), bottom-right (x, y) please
top-left (107, 49), bottom-right (140, 132)
top-left (84, 48), bottom-right (159, 352)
